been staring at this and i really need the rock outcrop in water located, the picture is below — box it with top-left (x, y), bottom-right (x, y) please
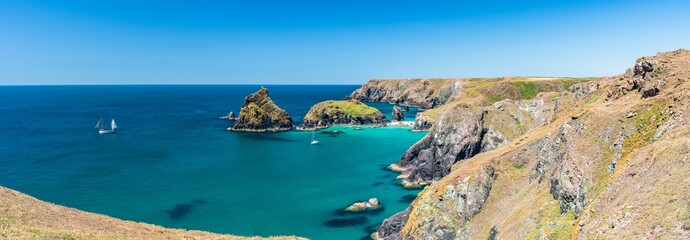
top-left (229, 87), bottom-right (294, 132)
top-left (297, 100), bottom-right (388, 130)
top-left (377, 49), bottom-right (690, 239)
top-left (392, 106), bottom-right (404, 122)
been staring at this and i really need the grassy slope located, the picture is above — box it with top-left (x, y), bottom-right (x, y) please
top-left (0, 186), bottom-right (303, 240)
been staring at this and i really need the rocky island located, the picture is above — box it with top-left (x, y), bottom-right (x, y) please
top-left (296, 100), bottom-right (388, 130)
top-left (228, 87), bottom-right (294, 132)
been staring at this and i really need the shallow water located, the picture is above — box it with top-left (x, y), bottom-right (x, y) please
top-left (0, 85), bottom-right (424, 239)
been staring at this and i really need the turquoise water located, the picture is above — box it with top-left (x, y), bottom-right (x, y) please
top-left (0, 85), bottom-right (424, 239)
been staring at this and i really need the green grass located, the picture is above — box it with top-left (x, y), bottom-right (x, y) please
top-left (525, 200), bottom-right (576, 240)
top-left (321, 100), bottom-right (380, 117)
top-left (421, 107), bottom-right (444, 119)
top-left (556, 77), bottom-right (597, 90)
top-left (623, 102), bottom-right (669, 155)
top-left (510, 81), bottom-right (541, 99)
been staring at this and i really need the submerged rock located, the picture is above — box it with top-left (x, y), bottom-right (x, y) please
top-left (228, 87), bottom-right (294, 132)
top-left (392, 105), bottom-right (404, 121)
top-left (297, 100), bottom-right (388, 130)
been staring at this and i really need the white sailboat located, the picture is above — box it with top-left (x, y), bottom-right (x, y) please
top-left (310, 130), bottom-right (319, 145)
top-left (96, 117), bottom-right (117, 134)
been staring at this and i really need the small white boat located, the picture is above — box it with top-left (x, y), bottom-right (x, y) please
top-left (310, 130), bottom-right (319, 145)
top-left (96, 117), bottom-right (117, 134)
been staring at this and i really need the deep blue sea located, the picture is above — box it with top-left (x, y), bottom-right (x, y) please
top-left (0, 85), bottom-right (424, 240)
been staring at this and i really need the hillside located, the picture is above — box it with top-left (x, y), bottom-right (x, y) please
top-left (0, 186), bottom-right (302, 240)
top-left (376, 49), bottom-right (690, 239)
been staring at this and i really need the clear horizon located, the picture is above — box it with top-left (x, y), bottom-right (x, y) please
top-left (1, 0), bottom-right (689, 85)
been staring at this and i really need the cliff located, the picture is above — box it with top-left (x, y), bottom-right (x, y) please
top-left (377, 49), bottom-right (690, 239)
top-left (350, 77), bottom-right (591, 131)
top-left (297, 100), bottom-right (388, 130)
top-left (229, 87), bottom-right (294, 132)
top-left (0, 186), bottom-right (303, 240)
top-left (348, 78), bottom-right (464, 109)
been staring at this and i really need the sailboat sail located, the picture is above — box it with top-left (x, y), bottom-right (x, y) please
top-left (111, 119), bottom-right (117, 129)
top-left (95, 118), bottom-right (102, 129)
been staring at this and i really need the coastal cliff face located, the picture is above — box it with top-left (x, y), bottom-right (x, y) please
top-left (351, 77), bottom-right (590, 131)
top-left (0, 186), bottom-right (302, 240)
top-left (348, 78), bottom-right (464, 109)
top-left (391, 94), bottom-right (560, 188)
top-left (377, 49), bottom-right (690, 239)
top-left (229, 87), bottom-right (294, 132)
top-left (297, 100), bottom-right (388, 130)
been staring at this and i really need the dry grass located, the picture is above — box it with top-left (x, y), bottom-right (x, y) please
top-left (0, 186), bottom-right (304, 240)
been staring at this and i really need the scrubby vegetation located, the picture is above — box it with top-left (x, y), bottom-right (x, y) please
top-left (320, 100), bottom-right (380, 117)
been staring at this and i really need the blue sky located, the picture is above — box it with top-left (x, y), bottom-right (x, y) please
top-left (0, 0), bottom-right (688, 85)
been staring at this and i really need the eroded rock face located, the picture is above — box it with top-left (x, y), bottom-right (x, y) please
top-left (348, 79), bottom-right (464, 109)
top-left (395, 106), bottom-right (486, 186)
top-left (376, 207), bottom-right (411, 240)
top-left (392, 106), bottom-right (404, 121)
top-left (384, 166), bottom-right (497, 239)
top-left (412, 114), bottom-right (433, 131)
top-left (378, 49), bottom-right (690, 239)
top-left (394, 96), bottom-right (560, 187)
top-left (296, 100), bottom-right (388, 130)
top-left (229, 87), bottom-right (294, 132)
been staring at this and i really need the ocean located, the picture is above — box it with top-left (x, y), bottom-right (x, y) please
top-left (0, 85), bottom-right (425, 239)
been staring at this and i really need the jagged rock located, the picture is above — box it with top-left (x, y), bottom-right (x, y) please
top-left (382, 166), bottom-right (497, 239)
top-left (228, 87), bottom-right (294, 132)
top-left (395, 97), bottom-right (558, 186)
top-left (376, 207), bottom-right (411, 240)
top-left (411, 115), bottom-right (433, 131)
top-left (219, 111), bottom-right (237, 120)
top-left (296, 100), bottom-right (388, 130)
top-left (395, 106), bottom-right (486, 185)
top-left (392, 106), bottom-right (404, 121)
top-left (641, 85), bottom-right (660, 98)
